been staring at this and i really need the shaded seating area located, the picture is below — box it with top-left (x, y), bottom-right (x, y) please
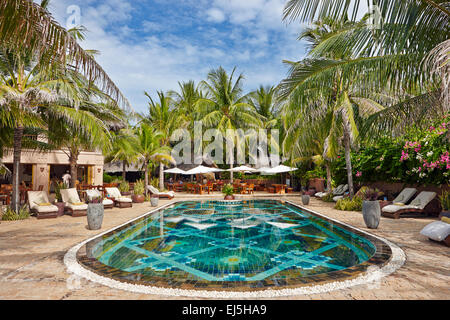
top-left (105, 187), bottom-right (133, 208)
top-left (27, 191), bottom-right (59, 220)
top-left (60, 188), bottom-right (88, 217)
top-left (382, 191), bottom-right (439, 219)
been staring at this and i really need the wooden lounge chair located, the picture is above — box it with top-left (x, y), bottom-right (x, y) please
top-left (105, 187), bottom-right (133, 208)
top-left (27, 191), bottom-right (58, 219)
top-left (382, 191), bottom-right (439, 219)
top-left (147, 185), bottom-right (175, 199)
top-left (85, 189), bottom-right (114, 209)
top-left (332, 184), bottom-right (349, 202)
top-left (60, 188), bottom-right (88, 217)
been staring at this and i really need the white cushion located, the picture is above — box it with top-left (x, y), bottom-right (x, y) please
top-left (147, 185), bottom-right (160, 195)
top-left (103, 199), bottom-right (114, 206)
top-left (382, 204), bottom-right (419, 213)
top-left (116, 197), bottom-right (132, 203)
top-left (28, 191), bottom-right (50, 208)
top-left (60, 188), bottom-right (82, 205)
top-left (86, 189), bottom-right (102, 200)
top-left (333, 195), bottom-right (344, 202)
top-left (105, 187), bottom-right (122, 199)
top-left (67, 203), bottom-right (88, 211)
top-left (33, 204), bottom-right (58, 213)
top-left (393, 188), bottom-right (417, 204)
top-left (409, 191), bottom-right (436, 210)
top-left (420, 221), bottom-right (450, 242)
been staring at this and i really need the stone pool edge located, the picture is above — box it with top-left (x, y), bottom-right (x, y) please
top-left (64, 200), bottom-right (406, 299)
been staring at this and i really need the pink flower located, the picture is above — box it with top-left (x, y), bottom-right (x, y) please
top-left (356, 171), bottom-right (362, 177)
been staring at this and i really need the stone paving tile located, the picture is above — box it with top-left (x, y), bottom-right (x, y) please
top-left (0, 195), bottom-right (449, 300)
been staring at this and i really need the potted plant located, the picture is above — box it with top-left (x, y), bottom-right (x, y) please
top-left (119, 181), bottom-right (131, 196)
top-left (362, 188), bottom-right (383, 229)
top-left (439, 190), bottom-right (450, 218)
top-left (222, 184), bottom-right (235, 200)
top-left (53, 181), bottom-right (66, 217)
top-left (86, 196), bottom-right (104, 230)
top-left (131, 180), bottom-right (145, 203)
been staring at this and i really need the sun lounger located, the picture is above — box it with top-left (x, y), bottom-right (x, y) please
top-left (105, 187), bottom-right (133, 208)
top-left (332, 185), bottom-right (349, 202)
top-left (85, 189), bottom-right (114, 209)
top-left (60, 188), bottom-right (88, 217)
top-left (382, 191), bottom-right (439, 219)
top-left (391, 188), bottom-right (418, 205)
top-left (27, 191), bottom-right (58, 219)
top-left (147, 185), bottom-right (175, 199)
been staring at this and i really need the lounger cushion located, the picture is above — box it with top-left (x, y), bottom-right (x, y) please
top-left (103, 199), bottom-right (114, 206)
top-left (420, 221), bottom-right (450, 242)
top-left (409, 191), bottom-right (436, 210)
top-left (34, 205), bottom-right (59, 213)
top-left (67, 203), bottom-right (88, 211)
top-left (105, 187), bottom-right (122, 199)
top-left (393, 188), bottom-right (417, 204)
top-left (333, 195), bottom-right (344, 202)
top-left (116, 197), bottom-right (132, 203)
top-left (382, 204), bottom-right (419, 213)
top-left (332, 185), bottom-right (344, 195)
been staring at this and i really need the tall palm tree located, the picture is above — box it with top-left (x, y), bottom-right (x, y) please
top-left (197, 67), bottom-right (263, 181)
top-left (141, 91), bottom-right (180, 190)
top-left (0, 0), bottom-right (129, 107)
top-left (279, 18), bottom-right (386, 198)
top-left (105, 128), bottom-right (140, 181)
top-left (136, 124), bottom-right (174, 194)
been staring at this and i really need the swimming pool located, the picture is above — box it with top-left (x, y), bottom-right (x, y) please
top-left (74, 200), bottom-right (396, 294)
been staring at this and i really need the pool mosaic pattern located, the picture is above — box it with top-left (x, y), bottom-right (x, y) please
top-left (78, 200), bottom-right (392, 291)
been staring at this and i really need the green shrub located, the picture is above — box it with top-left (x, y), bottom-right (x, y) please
top-left (439, 189), bottom-right (450, 211)
top-left (119, 181), bottom-right (130, 193)
top-left (222, 184), bottom-right (234, 196)
top-left (322, 193), bottom-right (334, 202)
top-left (103, 173), bottom-right (113, 183)
top-left (2, 205), bottom-right (30, 221)
top-left (335, 197), bottom-right (363, 211)
top-left (133, 179), bottom-right (145, 195)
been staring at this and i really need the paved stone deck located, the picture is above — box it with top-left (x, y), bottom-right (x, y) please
top-left (0, 193), bottom-right (448, 300)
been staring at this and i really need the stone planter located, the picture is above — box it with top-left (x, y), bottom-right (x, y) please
top-left (150, 196), bottom-right (159, 207)
top-left (302, 195), bottom-right (310, 205)
top-left (132, 194), bottom-right (145, 203)
top-left (54, 202), bottom-right (65, 217)
top-left (362, 200), bottom-right (381, 229)
top-left (87, 203), bottom-right (104, 230)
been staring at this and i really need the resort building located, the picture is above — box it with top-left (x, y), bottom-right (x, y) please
top-left (0, 148), bottom-right (104, 192)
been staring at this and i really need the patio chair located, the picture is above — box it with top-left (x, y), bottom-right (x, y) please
top-left (245, 184), bottom-right (255, 194)
top-left (388, 188), bottom-right (418, 206)
top-left (381, 191), bottom-right (439, 219)
top-left (85, 189), bottom-right (114, 209)
top-left (147, 185), bottom-right (175, 199)
top-left (60, 188), bottom-right (88, 217)
top-left (332, 185), bottom-right (349, 202)
top-left (315, 184), bottom-right (343, 198)
top-left (27, 191), bottom-right (58, 219)
top-left (105, 187), bottom-right (133, 208)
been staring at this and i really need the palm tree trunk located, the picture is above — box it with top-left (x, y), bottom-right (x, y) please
top-left (159, 163), bottom-right (164, 190)
top-left (144, 164), bottom-right (149, 196)
top-left (325, 161), bottom-right (332, 192)
top-left (69, 155), bottom-right (77, 188)
top-left (343, 132), bottom-right (354, 198)
top-left (122, 161), bottom-right (127, 181)
top-left (230, 163), bottom-right (234, 183)
top-left (11, 125), bottom-right (24, 213)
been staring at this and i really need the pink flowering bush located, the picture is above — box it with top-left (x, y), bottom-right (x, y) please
top-left (332, 114), bottom-right (449, 185)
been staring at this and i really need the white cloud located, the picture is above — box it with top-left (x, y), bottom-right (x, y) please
top-left (206, 8), bottom-right (226, 23)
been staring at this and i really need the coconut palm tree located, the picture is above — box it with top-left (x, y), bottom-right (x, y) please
top-left (279, 18), bottom-right (386, 198)
top-left (105, 128), bottom-right (140, 181)
top-left (197, 67), bottom-right (263, 181)
top-left (135, 123), bottom-right (174, 194)
top-left (141, 91), bottom-right (181, 190)
top-left (0, 0), bottom-right (129, 107)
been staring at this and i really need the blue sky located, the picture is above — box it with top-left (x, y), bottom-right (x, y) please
top-left (46, 0), bottom-right (309, 113)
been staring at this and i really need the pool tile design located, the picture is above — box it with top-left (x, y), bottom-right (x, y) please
top-left (77, 200), bottom-right (393, 291)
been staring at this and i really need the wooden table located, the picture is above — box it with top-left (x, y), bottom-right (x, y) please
top-left (272, 184), bottom-right (287, 194)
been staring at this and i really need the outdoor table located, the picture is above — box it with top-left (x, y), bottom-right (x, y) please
top-left (272, 184), bottom-right (287, 194)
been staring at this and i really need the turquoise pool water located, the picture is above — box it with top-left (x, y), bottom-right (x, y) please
top-left (82, 200), bottom-right (379, 288)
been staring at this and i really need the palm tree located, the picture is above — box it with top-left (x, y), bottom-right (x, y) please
top-left (278, 18), bottom-right (386, 198)
top-left (105, 128), bottom-right (140, 181)
top-left (197, 67), bottom-right (263, 181)
top-left (136, 124), bottom-right (174, 194)
top-left (0, 0), bottom-right (129, 107)
top-left (141, 91), bottom-right (181, 190)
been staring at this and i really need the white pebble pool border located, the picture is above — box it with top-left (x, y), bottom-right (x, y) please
top-left (64, 199), bottom-right (406, 298)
